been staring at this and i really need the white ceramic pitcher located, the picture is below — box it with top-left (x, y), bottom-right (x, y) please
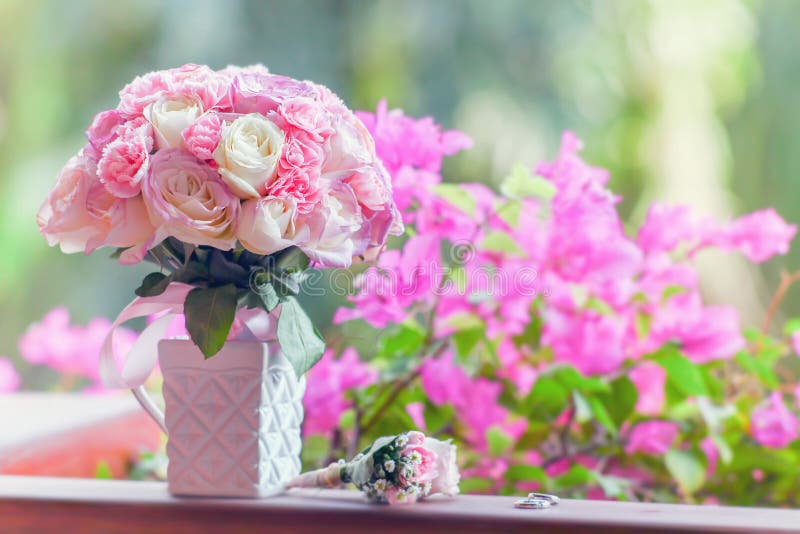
top-left (133, 339), bottom-right (305, 497)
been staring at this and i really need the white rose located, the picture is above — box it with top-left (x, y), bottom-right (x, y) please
top-left (214, 113), bottom-right (285, 199)
top-left (423, 437), bottom-right (460, 497)
top-left (238, 196), bottom-right (306, 255)
top-left (144, 96), bottom-right (202, 149)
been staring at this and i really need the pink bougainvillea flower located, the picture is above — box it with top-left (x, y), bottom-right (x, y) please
top-left (637, 203), bottom-right (718, 255)
top-left (700, 437), bottom-right (719, 476)
top-left (721, 208), bottom-right (796, 263)
top-left (18, 308), bottom-right (137, 387)
top-left (303, 348), bottom-right (377, 438)
top-left (646, 292), bottom-right (745, 364)
top-left (624, 421), bottom-right (680, 455)
top-left (0, 357), bottom-right (21, 392)
top-left (751, 393), bottom-right (799, 449)
top-left (541, 308), bottom-right (627, 375)
top-left (630, 361), bottom-right (666, 416)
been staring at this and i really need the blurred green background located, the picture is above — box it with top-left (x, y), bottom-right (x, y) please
top-left (1, 0), bottom-right (799, 384)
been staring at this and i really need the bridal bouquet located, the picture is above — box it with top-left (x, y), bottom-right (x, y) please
top-left (287, 431), bottom-right (460, 504)
top-left (37, 64), bottom-right (403, 376)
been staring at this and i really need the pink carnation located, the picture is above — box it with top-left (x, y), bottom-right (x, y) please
top-left (751, 393), bottom-right (799, 449)
top-left (277, 97), bottom-right (334, 142)
top-left (86, 110), bottom-right (124, 153)
top-left (166, 63), bottom-right (229, 111)
top-left (625, 421), bottom-right (679, 455)
top-left (97, 117), bottom-right (154, 198)
top-left (182, 112), bottom-right (222, 160)
top-left (117, 70), bottom-right (171, 118)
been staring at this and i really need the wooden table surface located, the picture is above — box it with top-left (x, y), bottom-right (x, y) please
top-left (1, 475), bottom-right (800, 533)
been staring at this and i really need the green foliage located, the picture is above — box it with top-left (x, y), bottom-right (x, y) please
top-left (277, 297), bottom-right (326, 378)
top-left (184, 284), bottom-right (239, 359)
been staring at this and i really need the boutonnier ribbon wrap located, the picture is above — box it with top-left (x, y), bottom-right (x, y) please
top-left (287, 431), bottom-right (460, 504)
top-left (36, 63), bottom-right (404, 383)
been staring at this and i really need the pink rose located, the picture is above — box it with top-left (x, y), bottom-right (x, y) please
top-left (97, 118), bottom-right (154, 198)
top-left (230, 72), bottom-right (317, 115)
top-left (344, 165), bottom-right (392, 212)
top-left (751, 393), bottom-right (799, 449)
top-left (37, 153), bottom-right (107, 254)
top-left (86, 110), bottom-right (123, 152)
top-left (142, 149), bottom-right (239, 250)
top-left (297, 187), bottom-right (363, 268)
top-left (85, 182), bottom-right (155, 263)
top-left (182, 112), bottom-right (222, 160)
top-left (624, 421), bottom-right (679, 455)
top-left (238, 197), bottom-right (303, 256)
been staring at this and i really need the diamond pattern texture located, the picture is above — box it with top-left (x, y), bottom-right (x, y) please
top-left (162, 343), bottom-right (305, 498)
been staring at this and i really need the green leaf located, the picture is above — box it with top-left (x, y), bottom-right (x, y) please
top-left (525, 377), bottom-right (569, 417)
top-left (135, 272), bottom-right (171, 297)
top-left (655, 348), bottom-right (708, 397)
top-left (553, 464), bottom-right (593, 489)
top-left (594, 473), bottom-right (630, 499)
top-left (433, 183), bottom-right (476, 216)
top-left (495, 199), bottom-right (523, 228)
top-left (277, 297), bottom-right (325, 377)
top-left (453, 326), bottom-right (484, 357)
top-left (500, 162), bottom-right (557, 201)
top-left (573, 391), bottom-right (593, 423)
top-left (480, 231), bottom-right (525, 256)
top-left (587, 395), bottom-right (616, 433)
top-left (94, 461), bottom-right (113, 480)
top-left (551, 365), bottom-right (609, 394)
top-left (665, 449), bottom-right (705, 495)
top-left (505, 465), bottom-right (546, 483)
top-left (184, 284), bottom-right (239, 359)
top-left (377, 322), bottom-right (426, 358)
top-left (487, 426), bottom-right (514, 456)
top-left (605, 376), bottom-right (638, 427)
top-left (459, 477), bottom-right (494, 493)
top-left (785, 318), bottom-right (800, 336)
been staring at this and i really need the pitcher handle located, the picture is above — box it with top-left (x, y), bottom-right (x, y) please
top-left (131, 385), bottom-right (167, 434)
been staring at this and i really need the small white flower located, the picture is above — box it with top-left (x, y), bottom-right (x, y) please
top-left (396, 489), bottom-right (408, 502)
top-left (407, 450), bottom-right (422, 464)
top-left (384, 459), bottom-right (396, 473)
top-left (373, 479), bottom-right (388, 493)
top-left (395, 435), bottom-right (409, 448)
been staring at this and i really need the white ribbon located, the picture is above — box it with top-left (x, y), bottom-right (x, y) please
top-left (99, 282), bottom-right (277, 389)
